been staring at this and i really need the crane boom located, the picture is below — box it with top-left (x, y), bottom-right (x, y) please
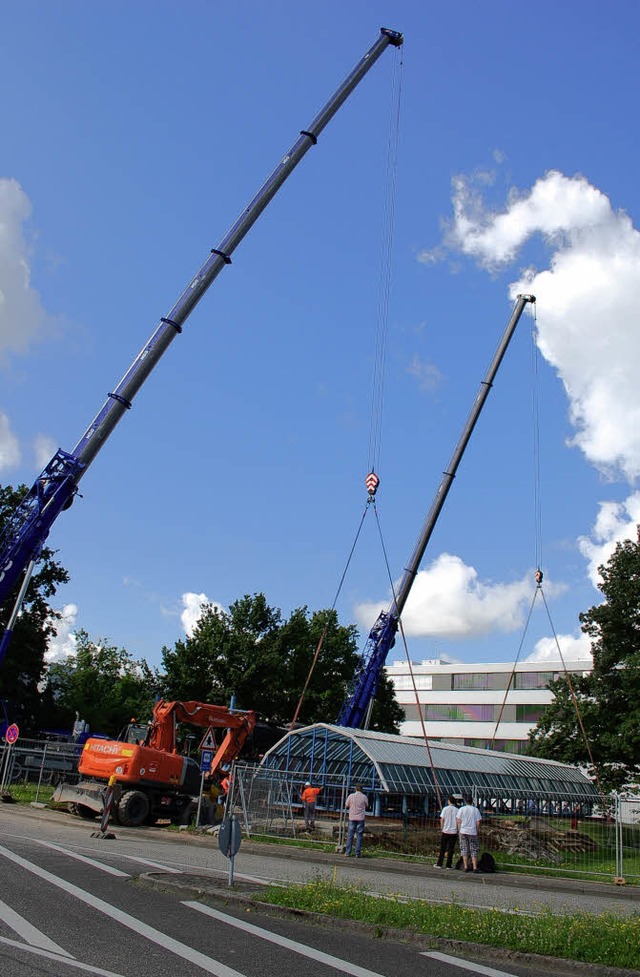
top-left (338, 293), bottom-right (536, 728)
top-left (0, 28), bottom-right (403, 656)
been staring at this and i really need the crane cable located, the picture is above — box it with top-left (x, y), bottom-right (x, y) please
top-left (489, 306), bottom-right (605, 800)
top-left (288, 501), bottom-right (371, 730)
top-left (372, 502), bottom-right (444, 809)
top-left (367, 43), bottom-right (403, 480)
top-left (290, 49), bottom-right (403, 729)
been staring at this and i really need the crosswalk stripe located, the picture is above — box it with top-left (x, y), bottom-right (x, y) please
top-left (34, 840), bottom-right (129, 877)
top-left (184, 901), bottom-right (389, 977)
top-left (0, 844), bottom-right (247, 977)
top-left (0, 896), bottom-right (72, 955)
top-left (421, 951), bottom-right (521, 977)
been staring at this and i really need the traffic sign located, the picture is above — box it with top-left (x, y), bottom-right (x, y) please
top-left (200, 749), bottom-right (213, 772)
top-left (199, 727), bottom-right (216, 751)
top-left (218, 816), bottom-right (242, 858)
top-left (5, 723), bottom-right (19, 744)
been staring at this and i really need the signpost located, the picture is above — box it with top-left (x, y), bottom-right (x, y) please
top-left (218, 814), bottom-right (242, 886)
top-left (1, 724), bottom-right (19, 795)
top-left (5, 723), bottom-right (19, 744)
top-left (195, 743), bottom-right (214, 828)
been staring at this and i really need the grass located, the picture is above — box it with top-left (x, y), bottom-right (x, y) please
top-left (260, 878), bottom-right (640, 970)
top-left (2, 782), bottom-right (55, 804)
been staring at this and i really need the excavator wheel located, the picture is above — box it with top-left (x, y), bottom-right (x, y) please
top-left (115, 790), bottom-right (150, 827)
top-left (179, 800), bottom-right (199, 827)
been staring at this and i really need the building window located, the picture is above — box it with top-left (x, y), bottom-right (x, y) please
top-left (515, 704), bottom-right (548, 723)
top-left (391, 675), bottom-right (433, 691)
top-left (425, 704), bottom-right (495, 722)
top-left (451, 673), bottom-right (491, 690)
top-left (513, 671), bottom-right (557, 690)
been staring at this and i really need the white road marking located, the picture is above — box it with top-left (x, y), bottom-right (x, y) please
top-left (0, 844), bottom-right (247, 977)
top-left (34, 839), bottom-right (130, 877)
top-left (102, 851), bottom-right (182, 873)
top-left (0, 934), bottom-right (128, 976)
top-left (422, 951), bottom-right (521, 976)
top-left (184, 901), bottom-right (390, 977)
top-left (0, 896), bottom-right (72, 955)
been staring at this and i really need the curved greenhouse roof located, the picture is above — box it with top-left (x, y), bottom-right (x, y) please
top-left (261, 723), bottom-right (599, 801)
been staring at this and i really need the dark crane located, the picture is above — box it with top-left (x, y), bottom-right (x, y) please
top-left (338, 293), bottom-right (536, 728)
top-left (0, 28), bottom-right (403, 667)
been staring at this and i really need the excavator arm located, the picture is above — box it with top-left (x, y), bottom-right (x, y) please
top-left (147, 699), bottom-right (256, 772)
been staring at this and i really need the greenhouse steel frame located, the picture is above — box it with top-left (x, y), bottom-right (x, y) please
top-left (261, 723), bottom-right (600, 818)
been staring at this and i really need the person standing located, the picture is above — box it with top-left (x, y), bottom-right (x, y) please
top-left (301, 781), bottom-right (322, 831)
top-left (435, 795), bottom-right (459, 869)
top-left (344, 784), bottom-right (368, 857)
top-left (457, 794), bottom-right (482, 873)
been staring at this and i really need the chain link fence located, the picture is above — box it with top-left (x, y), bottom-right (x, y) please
top-left (0, 737), bottom-right (82, 802)
top-left (228, 763), bottom-right (640, 884)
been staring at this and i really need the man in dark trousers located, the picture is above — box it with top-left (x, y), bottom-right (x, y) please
top-left (435, 795), bottom-right (459, 869)
top-left (301, 781), bottom-right (321, 831)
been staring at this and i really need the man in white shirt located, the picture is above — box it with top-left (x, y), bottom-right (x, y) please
top-left (457, 794), bottom-right (482, 873)
top-left (344, 784), bottom-right (368, 857)
top-left (435, 795), bottom-right (459, 869)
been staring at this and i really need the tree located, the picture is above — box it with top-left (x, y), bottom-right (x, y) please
top-left (43, 630), bottom-right (161, 736)
top-left (160, 593), bottom-right (403, 733)
top-left (0, 484), bottom-right (70, 733)
top-left (528, 527), bottom-right (640, 790)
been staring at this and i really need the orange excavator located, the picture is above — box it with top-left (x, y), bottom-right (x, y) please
top-left (52, 700), bottom-right (255, 827)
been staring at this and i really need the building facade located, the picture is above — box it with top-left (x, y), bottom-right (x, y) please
top-left (385, 657), bottom-right (592, 753)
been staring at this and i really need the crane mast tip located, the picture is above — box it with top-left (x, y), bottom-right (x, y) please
top-left (381, 28), bottom-right (403, 46)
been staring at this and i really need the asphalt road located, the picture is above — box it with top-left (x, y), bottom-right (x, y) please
top-left (0, 804), bottom-right (637, 977)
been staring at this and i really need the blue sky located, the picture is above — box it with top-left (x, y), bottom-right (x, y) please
top-left (1, 1), bottom-right (639, 675)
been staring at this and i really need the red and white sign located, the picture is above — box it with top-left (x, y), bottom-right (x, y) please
top-left (5, 723), bottom-right (19, 744)
top-left (199, 727), bottom-right (216, 751)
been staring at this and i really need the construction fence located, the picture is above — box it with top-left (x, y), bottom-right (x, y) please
top-left (229, 762), bottom-right (640, 886)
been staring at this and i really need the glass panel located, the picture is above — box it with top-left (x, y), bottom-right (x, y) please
top-left (516, 704), bottom-right (548, 723)
top-left (426, 704), bottom-right (495, 721)
top-left (513, 671), bottom-right (556, 690)
top-left (452, 673), bottom-right (491, 690)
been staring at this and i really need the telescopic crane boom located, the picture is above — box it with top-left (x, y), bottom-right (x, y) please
top-left (338, 293), bottom-right (536, 729)
top-left (0, 28), bottom-right (403, 664)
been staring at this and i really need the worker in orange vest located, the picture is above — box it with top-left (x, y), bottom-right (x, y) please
top-left (301, 781), bottom-right (322, 831)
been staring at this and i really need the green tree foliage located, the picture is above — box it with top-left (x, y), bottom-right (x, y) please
top-left (528, 527), bottom-right (640, 790)
top-left (43, 630), bottom-right (160, 737)
top-left (160, 593), bottom-right (404, 733)
top-left (0, 484), bottom-right (70, 733)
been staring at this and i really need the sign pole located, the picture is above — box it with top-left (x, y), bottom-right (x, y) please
top-left (195, 771), bottom-right (205, 828)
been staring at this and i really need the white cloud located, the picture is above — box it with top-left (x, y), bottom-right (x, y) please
top-left (406, 354), bottom-right (443, 392)
top-left (356, 553), bottom-right (537, 639)
top-left (180, 591), bottom-right (226, 637)
top-left (437, 169), bottom-right (640, 485)
top-left (578, 491), bottom-right (640, 586)
top-left (33, 433), bottom-right (57, 470)
top-left (524, 631), bottom-right (592, 663)
top-left (45, 603), bottom-right (78, 664)
top-left (0, 410), bottom-right (20, 471)
top-left (423, 168), bottom-right (640, 588)
top-left (0, 178), bottom-right (48, 361)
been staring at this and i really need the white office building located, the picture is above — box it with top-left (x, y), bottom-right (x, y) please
top-left (385, 657), bottom-right (592, 753)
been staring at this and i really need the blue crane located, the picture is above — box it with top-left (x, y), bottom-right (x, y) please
top-left (0, 28), bottom-right (403, 666)
top-left (338, 293), bottom-right (536, 728)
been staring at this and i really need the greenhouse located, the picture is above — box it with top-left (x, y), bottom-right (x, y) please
top-left (261, 723), bottom-right (599, 818)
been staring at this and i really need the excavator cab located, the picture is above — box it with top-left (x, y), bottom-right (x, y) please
top-left (121, 722), bottom-right (151, 746)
